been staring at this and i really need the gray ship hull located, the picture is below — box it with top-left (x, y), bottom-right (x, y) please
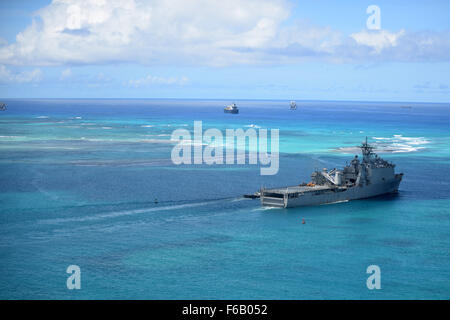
top-left (224, 109), bottom-right (239, 114)
top-left (261, 175), bottom-right (402, 208)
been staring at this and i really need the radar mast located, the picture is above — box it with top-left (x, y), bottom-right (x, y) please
top-left (359, 137), bottom-right (375, 161)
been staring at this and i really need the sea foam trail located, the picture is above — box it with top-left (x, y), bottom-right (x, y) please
top-left (41, 198), bottom-right (239, 224)
top-left (252, 206), bottom-right (279, 212)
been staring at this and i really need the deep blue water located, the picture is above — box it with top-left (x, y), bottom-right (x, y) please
top-left (0, 99), bottom-right (449, 299)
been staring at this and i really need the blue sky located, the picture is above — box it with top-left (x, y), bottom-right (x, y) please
top-left (0, 0), bottom-right (449, 102)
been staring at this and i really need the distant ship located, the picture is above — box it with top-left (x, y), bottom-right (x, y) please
top-left (259, 138), bottom-right (403, 208)
top-left (0, 102), bottom-right (6, 111)
top-left (290, 101), bottom-right (297, 110)
top-left (224, 103), bottom-right (239, 114)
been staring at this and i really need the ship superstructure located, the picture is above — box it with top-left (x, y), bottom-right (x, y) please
top-left (224, 103), bottom-right (239, 114)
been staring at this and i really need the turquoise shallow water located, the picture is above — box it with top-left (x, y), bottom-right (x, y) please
top-left (0, 99), bottom-right (449, 299)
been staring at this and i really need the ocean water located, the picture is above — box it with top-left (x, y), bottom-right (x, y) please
top-left (0, 99), bottom-right (449, 299)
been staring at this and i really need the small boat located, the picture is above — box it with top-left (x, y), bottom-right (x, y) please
top-left (290, 101), bottom-right (297, 110)
top-left (224, 103), bottom-right (239, 114)
top-left (0, 102), bottom-right (6, 111)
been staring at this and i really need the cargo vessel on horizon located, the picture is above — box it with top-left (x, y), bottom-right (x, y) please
top-left (224, 102), bottom-right (239, 114)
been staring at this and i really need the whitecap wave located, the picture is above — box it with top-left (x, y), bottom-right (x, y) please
top-left (140, 139), bottom-right (175, 144)
top-left (170, 139), bottom-right (207, 146)
top-left (252, 206), bottom-right (280, 211)
top-left (141, 134), bottom-right (170, 137)
top-left (322, 200), bottom-right (349, 205)
top-left (336, 135), bottom-right (430, 154)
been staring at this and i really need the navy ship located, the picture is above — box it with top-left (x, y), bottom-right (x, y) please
top-left (290, 101), bottom-right (297, 110)
top-left (260, 138), bottom-right (403, 208)
top-left (224, 103), bottom-right (239, 114)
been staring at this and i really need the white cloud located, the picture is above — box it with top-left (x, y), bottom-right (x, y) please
top-left (260, 26), bottom-right (450, 64)
top-left (0, 65), bottom-right (43, 83)
top-left (58, 70), bottom-right (114, 86)
top-left (350, 29), bottom-right (405, 53)
top-left (128, 75), bottom-right (189, 87)
top-left (0, 0), bottom-right (289, 66)
top-left (0, 0), bottom-right (449, 67)
top-left (60, 68), bottom-right (72, 80)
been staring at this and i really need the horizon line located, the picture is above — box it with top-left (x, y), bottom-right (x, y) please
top-left (1, 97), bottom-right (449, 105)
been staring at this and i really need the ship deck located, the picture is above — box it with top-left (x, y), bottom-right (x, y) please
top-left (263, 185), bottom-right (333, 195)
top-left (260, 184), bottom-right (349, 207)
